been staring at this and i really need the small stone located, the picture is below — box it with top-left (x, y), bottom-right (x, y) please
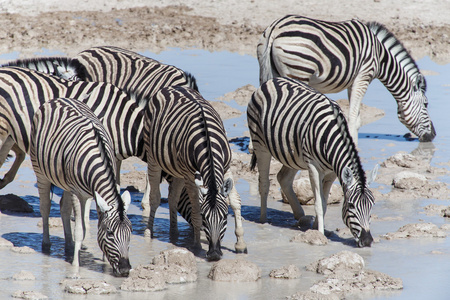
top-left (306, 251), bottom-right (365, 276)
top-left (269, 264), bottom-right (301, 279)
top-left (12, 291), bottom-right (48, 300)
top-left (0, 237), bottom-right (14, 248)
top-left (208, 259), bottom-right (261, 282)
top-left (11, 246), bottom-right (35, 254)
top-left (61, 279), bottom-right (117, 294)
top-left (290, 230), bottom-right (329, 245)
top-left (13, 271), bottom-right (35, 281)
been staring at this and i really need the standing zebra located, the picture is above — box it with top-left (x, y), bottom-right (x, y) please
top-left (144, 85), bottom-right (247, 260)
top-left (247, 77), bottom-right (377, 247)
top-left (0, 67), bottom-right (145, 258)
top-left (30, 97), bottom-right (132, 276)
top-left (257, 15), bottom-right (436, 144)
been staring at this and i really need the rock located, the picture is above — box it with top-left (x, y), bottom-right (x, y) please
top-left (218, 84), bottom-right (256, 106)
top-left (310, 269), bottom-right (403, 296)
top-left (442, 207), bottom-right (450, 218)
top-left (392, 171), bottom-right (427, 189)
top-left (12, 291), bottom-right (48, 300)
top-left (152, 247), bottom-right (198, 283)
top-left (381, 152), bottom-right (424, 168)
top-left (306, 251), bottom-right (364, 276)
top-left (61, 279), bottom-right (117, 294)
top-left (0, 194), bottom-right (33, 213)
top-left (382, 223), bottom-right (447, 240)
top-left (441, 224), bottom-right (450, 231)
top-left (11, 246), bottom-right (35, 254)
top-left (287, 291), bottom-right (341, 300)
top-left (13, 271), bottom-right (35, 281)
top-left (208, 259), bottom-right (261, 282)
top-left (0, 237), bottom-right (14, 248)
top-left (121, 247), bottom-right (198, 292)
top-left (269, 264), bottom-right (301, 279)
top-left (37, 217), bottom-right (63, 228)
top-left (120, 265), bottom-right (167, 292)
top-left (290, 230), bottom-right (329, 246)
top-left (283, 177), bottom-right (342, 205)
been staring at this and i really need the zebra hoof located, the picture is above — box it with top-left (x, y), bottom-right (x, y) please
top-left (144, 228), bottom-right (152, 238)
top-left (235, 245), bottom-right (248, 254)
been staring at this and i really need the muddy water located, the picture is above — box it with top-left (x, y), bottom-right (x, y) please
top-left (0, 49), bottom-right (449, 299)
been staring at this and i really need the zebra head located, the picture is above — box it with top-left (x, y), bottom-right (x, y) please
top-left (95, 190), bottom-right (133, 277)
top-left (195, 171), bottom-right (232, 261)
top-left (397, 73), bottom-right (436, 142)
top-left (341, 166), bottom-right (377, 248)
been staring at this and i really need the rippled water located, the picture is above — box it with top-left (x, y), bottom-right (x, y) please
top-left (0, 49), bottom-right (449, 299)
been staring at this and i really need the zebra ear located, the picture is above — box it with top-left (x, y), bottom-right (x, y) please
top-left (221, 178), bottom-right (233, 198)
top-left (414, 74), bottom-right (426, 92)
top-left (194, 171), bottom-right (208, 195)
top-left (121, 190), bottom-right (131, 212)
top-left (95, 192), bottom-right (112, 213)
top-left (341, 166), bottom-right (354, 187)
top-left (367, 164), bottom-right (379, 186)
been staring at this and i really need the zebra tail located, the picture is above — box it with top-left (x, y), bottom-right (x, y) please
top-left (250, 153), bottom-right (257, 171)
top-left (257, 28), bottom-right (275, 85)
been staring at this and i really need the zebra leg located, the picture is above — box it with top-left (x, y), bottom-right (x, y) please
top-left (308, 163), bottom-right (326, 234)
top-left (312, 172), bottom-right (337, 232)
top-left (0, 139), bottom-right (26, 189)
top-left (347, 80), bottom-right (370, 146)
top-left (225, 169), bottom-right (247, 254)
top-left (141, 174), bottom-right (150, 212)
top-left (37, 178), bottom-right (52, 253)
top-left (70, 193), bottom-right (86, 267)
top-left (254, 148), bottom-right (272, 223)
top-left (60, 191), bottom-right (74, 251)
top-left (277, 166), bottom-right (305, 220)
top-left (145, 161), bottom-right (162, 238)
top-left (185, 179), bottom-right (202, 251)
top-left (168, 177), bottom-right (184, 238)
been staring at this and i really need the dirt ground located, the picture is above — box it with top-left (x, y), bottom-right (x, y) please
top-left (0, 0), bottom-right (449, 63)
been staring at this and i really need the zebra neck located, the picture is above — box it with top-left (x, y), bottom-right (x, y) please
top-left (370, 22), bottom-right (420, 102)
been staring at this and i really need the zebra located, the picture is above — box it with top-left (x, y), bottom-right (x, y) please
top-left (257, 15), bottom-right (436, 145)
top-left (30, 97), bottom-right (132, 276)
top-left (144, 85), bottom-right (247, 260)
top-left (247, 77), bottom-right (377, 247)
top-left (1, 46), bottom-right (198, 209)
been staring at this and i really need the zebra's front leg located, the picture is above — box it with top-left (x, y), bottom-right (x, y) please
top-left (254, 148), bottom-right (272, 223)
top-left (225, 170), bottom-right (247, 254)
top-left (277, 166), bottom-right (304, 221)
top-left (37, 178), bottom-right (52, 253)
top-left (144, 160), bottom-right (162, 238)
top-left (60, 191), bottom-right (74, 251)
top-left (70, 193), bottom-right (86, 267)
top-left (167, 177), bottom-right (184, 238)
top-left (185, 180), bottom-right (202, 251)
top-left (347, 79), bottom-right (371, 146)
top-left (0, 140), bottom-right (25, 189)
top-left (308, 163), bottom-right (326, 234)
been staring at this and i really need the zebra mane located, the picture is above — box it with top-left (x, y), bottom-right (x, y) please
top-left (184, 72), bottom-right (199, 92)
top-left (192, 92), bottom-right (219, 202)
top-left (367, 21), bottom-right (424, 89)
top-left (330, 101), bottom-right (367, 190)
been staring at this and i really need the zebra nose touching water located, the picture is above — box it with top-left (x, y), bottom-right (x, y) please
top-left (144, 85), bottom-right (247, 261)
top-left (30, 97), bottom-right (132, 276)
top-left (247, 77), bottom-right (377, 247)
top-left (257, 15), bottom-right (436, 144)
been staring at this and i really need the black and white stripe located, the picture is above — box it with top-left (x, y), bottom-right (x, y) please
top-left (257, 15), bottom-right (436, 144)
top-left (30, 97), bottom-right (132, 276)
top-left (144, 85), bottom-right (247, 260)
top-left (247, 77), bottom-right (377, 247)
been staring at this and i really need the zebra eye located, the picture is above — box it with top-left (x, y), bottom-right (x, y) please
top-left (106, 227), bottom-right (114, 237)
top-left (348, 202), bottom-right (356, 210)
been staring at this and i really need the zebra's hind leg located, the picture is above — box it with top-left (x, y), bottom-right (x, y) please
top-left (225, 170), bottom-right (247, 254)
top-left (37, 178), bottom-right (52, 253)
top-left (145, 161), bottom-right (162, 238)
top-left (167, 177), bottom-right (184, 238)
top-left (0, 139), bottom-right (26, 189)
top-left (277, 166), bottom-right (305, 221)
top-left (60, 191), bottom-right (74, 252)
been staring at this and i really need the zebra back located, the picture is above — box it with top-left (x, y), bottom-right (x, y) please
top-left (76, 46), bottom-right (198, 104)
top-left (0, 67), bottom-right (145, 160)
top-left (1, 56), bottom-right (87, 81)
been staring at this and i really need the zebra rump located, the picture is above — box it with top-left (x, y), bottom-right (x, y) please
top-left (248, 77), bottom-right (376, 247)
top-left (30, 97), bottom-right (132, 276)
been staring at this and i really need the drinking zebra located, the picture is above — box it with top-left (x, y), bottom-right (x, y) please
top-left (247, 77), bottom-right (377, 247)
top-left (144, 85), bottom-right (247, 260)
top-left (257, 15), bottom-right (436, 145)
top-left (30, 97), bottom-right (132, 276)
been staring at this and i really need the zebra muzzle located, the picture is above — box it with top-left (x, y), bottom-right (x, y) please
top-left (114, 257), bottom-right (132, 277)
top-left (357, 228), bottom-right (373, 248)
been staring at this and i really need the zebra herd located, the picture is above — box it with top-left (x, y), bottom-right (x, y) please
top-left (0, 15), bottom-right (434, 276)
